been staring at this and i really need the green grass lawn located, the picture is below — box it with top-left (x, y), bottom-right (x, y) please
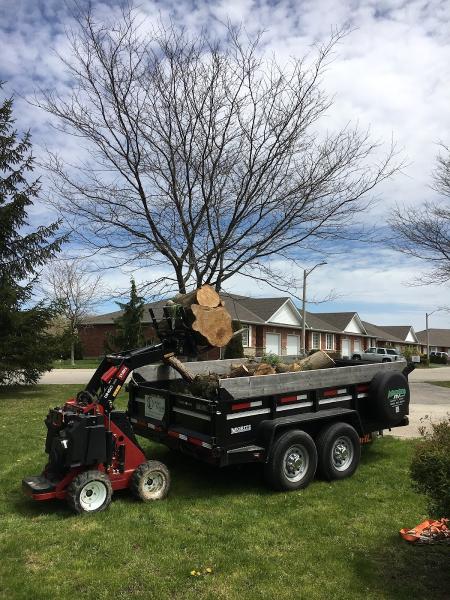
top-left (52, 359), bottom-right (101, 369)
top-left (428, 381), bottom-right (450, 388)
top-left (1, 385), bottom-right (448, 600)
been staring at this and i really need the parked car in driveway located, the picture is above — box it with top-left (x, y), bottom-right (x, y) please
top-left (352, 347), bottom-right (404, 362)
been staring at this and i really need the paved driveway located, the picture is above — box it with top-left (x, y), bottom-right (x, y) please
top-left (388, 382), bottom-right (449, 439)
top-left (409, 366), bottom-right (450, 382)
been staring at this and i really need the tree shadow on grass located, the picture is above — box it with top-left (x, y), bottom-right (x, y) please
top-left (352, 534), bottom-right (450, 600)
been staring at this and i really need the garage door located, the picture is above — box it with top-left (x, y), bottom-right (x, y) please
top-left (287, 334), bottom-right (299, 355)
top-left (266, 333), bottom-right (281, 355)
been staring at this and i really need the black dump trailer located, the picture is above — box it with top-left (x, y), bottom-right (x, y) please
top-left (127, 358), bottom-right (412, 490)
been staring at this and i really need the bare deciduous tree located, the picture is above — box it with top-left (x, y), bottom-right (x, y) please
top-left (42, 259), bottom-right (105, 364)
top-left (37, 5), bottom-right (398, 296)
top-left (391, 144), bottom-right (450, 285)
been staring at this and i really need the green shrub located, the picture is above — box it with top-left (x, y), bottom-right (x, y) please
top-left (419, 353), bottom-right (429, 365)
top-left (430, 354), bottom-right (448, 364)
top-left (410, 415), bottom-right (450, 516)
top-left (261, 352), bottom-right (280, 367)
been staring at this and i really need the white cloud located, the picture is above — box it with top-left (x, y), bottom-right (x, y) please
top-left (1, 0), bottom-right (449, 328)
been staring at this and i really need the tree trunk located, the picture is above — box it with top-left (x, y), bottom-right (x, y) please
top-left (70, 340), bottom-right (75, 366)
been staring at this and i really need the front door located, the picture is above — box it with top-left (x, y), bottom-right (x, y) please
top-left (286, 334), bottom-right (299, 356)
top-left (341, 338), bottom-right (350, 358)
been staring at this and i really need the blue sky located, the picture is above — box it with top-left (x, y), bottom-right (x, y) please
top-left (1, 0), bottom-right (450, 331)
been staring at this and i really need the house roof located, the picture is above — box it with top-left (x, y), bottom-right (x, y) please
top-left (362, 321), bottom-right (416, 344)
top-left (416, 328), bottom-right (450, 347)
top-left (304, 312), bottom-right (342, 333)
top-left (377, 325), bottom-right (418, 343)
top-left (224, 294), bottom-right (288, 322)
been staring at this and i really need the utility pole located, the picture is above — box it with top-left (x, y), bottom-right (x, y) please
top-left (426, 309), bottom-right (439, 363)
top-left (301, 262), bottom-right (327, 355)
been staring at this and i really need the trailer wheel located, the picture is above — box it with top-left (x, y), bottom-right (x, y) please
top-left (67, 470), bottom-right (113, 514)
top-left (316, 422), bottom-right (361, 481)
top-left (264, 430), bottom-right (317, 491)
top-left (131, 460), bottom-right (170, 501)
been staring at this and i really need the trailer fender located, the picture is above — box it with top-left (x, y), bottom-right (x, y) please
top-left (256, 408), bottom-right (363, 462)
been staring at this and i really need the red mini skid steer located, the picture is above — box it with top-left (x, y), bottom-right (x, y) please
top-left (22, 307), bottom-right (197, 514)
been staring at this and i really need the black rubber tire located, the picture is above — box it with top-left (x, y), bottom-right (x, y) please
top-left (264, 430), bottom-right (317, 491)
top-left (352, 355), bottom-right (361, 361)
top-left (66, 470), bottom-right (112, 514)
top-left (316, 422), bottom-right (361, 481)
top-left (131, 460), bottom-right (170, 501)
top-left (381, 358), bottom-right (390, 363)
top-left (369, 371), bottom-right (410, 425)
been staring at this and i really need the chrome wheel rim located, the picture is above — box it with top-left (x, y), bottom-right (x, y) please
top-left (143, 472), bottom-right (164, 496)
top-left (331, 436), bottom-right (354, 471)
top-left (283, 444), bottom-right (309, 482)
top-left (79, 480), bottom-right (107, 511)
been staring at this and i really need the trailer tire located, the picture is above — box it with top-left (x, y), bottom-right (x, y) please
top-left (264, 430), bottom-right (317, 491)
top-left (67, 470), bottom-right (113, 514)
top-left (131, 460), bottom-right (170, 501)
top-left (316, 422), bottom-right (361, 481)
top-left (369, 371), bottom-right (410, 425)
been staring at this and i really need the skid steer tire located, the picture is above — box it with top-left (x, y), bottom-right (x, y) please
top-left (131, 461), bottom-right (170, 501)
top-left (67, 470), bottom-right (113, 514)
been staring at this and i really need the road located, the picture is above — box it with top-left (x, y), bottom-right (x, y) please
top-left (38, 365), bottom-right (449, 438)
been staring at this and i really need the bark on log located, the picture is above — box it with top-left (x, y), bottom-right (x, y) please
top-left (296, 350), bottom-right (335, 371)
top-left (163, 353), bottom-right (195, 383)
top-left (254, 363), bottom-right (276, 376)
top-left (230, 363), bottom-right (250, 378)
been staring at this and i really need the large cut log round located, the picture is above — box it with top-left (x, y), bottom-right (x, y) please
top-left (174, 284), bottom-right (220, 308)
top-left (190, 304), bottom-right (233, 347)
top-left (297, 350), bottom-right (335, 371)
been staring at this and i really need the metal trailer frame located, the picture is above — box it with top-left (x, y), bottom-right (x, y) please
top-left (129, 358), bottom-right (411, 467)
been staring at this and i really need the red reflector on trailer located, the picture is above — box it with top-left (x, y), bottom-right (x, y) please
top-left (101, 366), bottom-right (118, 383)
top-left (232, 402), bottom-right (251, 411)
top-left (356, 384), bottom-right (369, 392)
top-left (323, 389), bottom-right (337, 397)
top-left (280, 396), bottom-right (297, 403)
top-left (188, 437), bottom-right (203, 446)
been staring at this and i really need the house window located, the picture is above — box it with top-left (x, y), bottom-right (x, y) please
top-left (326, 334), bottom-right (334, 350)
top-left (241, 325), bottom-right (250, 347)
top-left (312, 332), bottom-right (320, 349)
top-left (354, 338), bottom-right (361, 353)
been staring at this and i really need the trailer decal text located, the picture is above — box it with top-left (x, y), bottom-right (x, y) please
top-left (231, 424), bottom-right (252, 434)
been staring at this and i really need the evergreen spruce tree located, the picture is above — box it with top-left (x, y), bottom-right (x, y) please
top-left (107, 279), bottom-right (145, 351)
top-left (0, 88), bottom-right (63, 384)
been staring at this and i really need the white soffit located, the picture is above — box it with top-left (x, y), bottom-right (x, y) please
top-left (344, 315), bottom-right (366, 335)
top-left (405, 329), bottom-right (416, 343)
top-left (268, 300), bottom-right (302, 327)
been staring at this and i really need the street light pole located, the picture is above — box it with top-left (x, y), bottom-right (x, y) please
top-left (301, 262), bottom-right (327, 356)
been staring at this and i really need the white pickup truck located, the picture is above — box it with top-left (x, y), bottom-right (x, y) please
top-left (352, 347), bottom-right (403, 362)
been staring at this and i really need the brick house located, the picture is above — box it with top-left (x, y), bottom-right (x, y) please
top-left (416, 329), bottom-right (450, 354)
top-left (79, 293), bottom-right (419, 358)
